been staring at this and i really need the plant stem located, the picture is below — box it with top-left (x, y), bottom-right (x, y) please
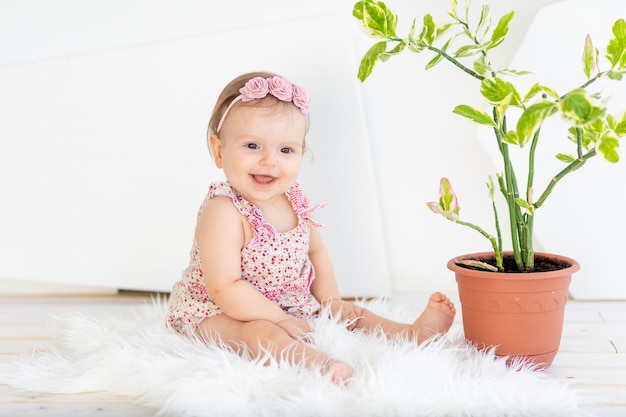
top-left (521, 125), bottom-right (542, 270)
top-left (579, 73), bottom-right (602, 90)
top-left (534, 148), bottom-right (597, 209)
top-left (527, 119), bottom-right (542, 200)
top-left (454, 219), bottom-right (502, 269)
top-left (491, 198), bottom-right (503, 269)
top-left (525, 214), bottom-right (534, 268)
top-left (403, 37), bottom-right (485, 80)
top-left (493, 110), bottom-right (524, 269)
top-left (575, 127), bottom-right (584, 158)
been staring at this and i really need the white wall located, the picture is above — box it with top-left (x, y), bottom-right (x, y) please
top-left (0, 0), bottom-right (389, 297)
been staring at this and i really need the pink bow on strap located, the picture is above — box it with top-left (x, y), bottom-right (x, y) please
top-left (288, 187), bottom-right (327, 228)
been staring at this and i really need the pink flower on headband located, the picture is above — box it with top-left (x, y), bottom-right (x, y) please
top-left (217, 76), bottom-right (311, 132)
top-left (239, 77), bottom-right (269, 102)
top-left (267, 77), bottom-right (293, 101)
top-left (292, 85), bottom-right (310, 115)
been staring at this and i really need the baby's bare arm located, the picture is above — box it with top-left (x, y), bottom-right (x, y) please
top-left (196, 197), bottom-right (305, 330)
top-left (308, 227), bottom-right (342, 305)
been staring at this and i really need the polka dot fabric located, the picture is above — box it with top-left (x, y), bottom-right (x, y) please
top-left (167, 181), bottom-right (324, 337)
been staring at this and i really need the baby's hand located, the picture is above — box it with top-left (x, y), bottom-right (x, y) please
top-left (274, 314), bottom-right (312, 341)
top-left (326, 300), bottom-right (363, 330)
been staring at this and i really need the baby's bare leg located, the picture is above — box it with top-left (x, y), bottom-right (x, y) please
top-left (351, 292), bottom-right (456, 344)
top-left (195, 314), bottom-right (353, 383)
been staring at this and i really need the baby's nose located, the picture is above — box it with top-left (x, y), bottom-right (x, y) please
top-left (260, 150), bottom-right (277, 166)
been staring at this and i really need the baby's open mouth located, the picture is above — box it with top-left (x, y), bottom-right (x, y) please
top-left (251, 174), bottom-right (276, 185)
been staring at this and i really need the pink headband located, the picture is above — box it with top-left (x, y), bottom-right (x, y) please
top-left (216, 76), bottom-right (310, 133)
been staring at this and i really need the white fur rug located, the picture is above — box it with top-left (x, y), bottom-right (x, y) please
top-left (0, 298), bottom-right (586, 417)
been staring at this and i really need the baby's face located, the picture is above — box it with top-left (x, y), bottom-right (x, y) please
top-left (211, 103), bottom-right (307, 206)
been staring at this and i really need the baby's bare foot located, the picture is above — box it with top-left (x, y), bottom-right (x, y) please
top-left (412, 292), bottom-right (456, 344)
top-left (324, 359), bottom-right (354, 385)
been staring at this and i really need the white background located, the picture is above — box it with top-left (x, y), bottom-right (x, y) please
top-left (0, 1), bottom-right (389, 296)
top-left (1, 0), bottom-right (625, 300)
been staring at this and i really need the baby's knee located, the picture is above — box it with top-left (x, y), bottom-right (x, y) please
top-left (242, 319), bottom-right (285, 342)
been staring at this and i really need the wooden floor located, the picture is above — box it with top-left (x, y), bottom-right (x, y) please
top-left (0, 291), bottom-right (624, 416)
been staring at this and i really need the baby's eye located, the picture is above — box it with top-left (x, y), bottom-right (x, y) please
top-left (280, 147), bottom-right (293, 154)
top-left (246, 143), bottom-right (259, 150)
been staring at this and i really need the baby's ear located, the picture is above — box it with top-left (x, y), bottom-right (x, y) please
top-left (209, 134), bottom-right (224, 168)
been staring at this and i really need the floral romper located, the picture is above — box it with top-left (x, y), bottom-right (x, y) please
top-left (167, 181), bottom-right (325, 337)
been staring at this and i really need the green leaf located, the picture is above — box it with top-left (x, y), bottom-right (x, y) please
top-left (408, 17), bottom-right (417, 44)
top-left (436, 22), bottom-right (455, 39)
top-left (556, 153), bottom-right (576, 163)
top-left (503, 130), bottom-right (519, 145)
top-left (597, 133), bottom-right (620, 162)
top-left (425, 38), bottom-right (451, 70)
top-left (515, 198), bottom-right (534, 215)
top-left (453, 105), bottom-right (497, 126)
top-left (559, 88), bottom-right (606, 126)
top-left (425, 53), bottom-right (444, 70)
top-left (358, 41), bottom-right (387, 82)
top-left (496, 68), bottom-right (532, 77)
top-left (516, 101), bottom-right (557, 146)
top-left (606, 70), bottom-right (625, 80)
top-left (480, 78), bottom-right (522, 107)
top-left (522, 83), bottom-right (559, 103)
top-left (356, 0), bottom-right (398, 38)
top-left (363, 1), bottom-right (388, 37)
top-left (419, 14), bottom-right (436, 45)
top-left (521, 83), bottom-right (544, 103)
top-left (568, 124), bottom-right (598, 149)
top-left (476, 5), bottom-right (490, 35)
top-left (426, 177), bottom-right (460, 221)
top-left (382, 2), bottom-right (398, 37)
top-left (450, 0), bottom-right (458, 16)
top-left (439, 177), bottom-right (458, 213)
top-left (379, 41), bottom-right (406, 62)
top-left (582, 34), bottom-right (597, 79)
top-left (454, 44), bottom-right (483, 58)
top-left (608, 112), bottom-right (626, 134)
top-left (486, 176), bottom-right (496, 199)
top-left (473, 57), bottom-right (490, 76)
top-left (353, 1), bottom-right (365, 21)
top-left (606, 18), bottom-right (626, 68)
top-left (457, 260), bottom-right (499, 272)
top-left (487, 11), bottom-right (514, 51)
top-left (408, 18), bottom-right (426, 53)
top-left (462, 26), bottom-right (474, 41)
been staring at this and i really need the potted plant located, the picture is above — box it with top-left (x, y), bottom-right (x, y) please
top-left (353, 0), bottom-right (626, 367)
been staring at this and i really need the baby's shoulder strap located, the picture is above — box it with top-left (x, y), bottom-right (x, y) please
top-left (197, 181), bottom-right (252, 218)
top-left (198, 182), bottom-right (274, 245)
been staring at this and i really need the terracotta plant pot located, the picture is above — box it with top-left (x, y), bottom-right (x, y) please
top-left (448, 252), bottom-right (580, 369)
